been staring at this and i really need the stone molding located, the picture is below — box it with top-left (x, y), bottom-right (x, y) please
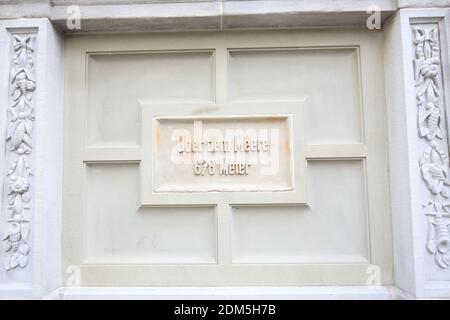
top-left (0, 0), bottom-right (405, 32)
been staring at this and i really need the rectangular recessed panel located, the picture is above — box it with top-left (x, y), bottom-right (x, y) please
top-left (229, 49), bottom-right (361, 144)
top-left (65, 31), bottom-right (392, 286)
top-left (84, 163), bottom-right (217, 264)
top-left (153, 115), bottom-right (294, 192)
top-left (232, 160), bottom-right (368, 263)
top-left (87, 51), bottom-right (214, 147)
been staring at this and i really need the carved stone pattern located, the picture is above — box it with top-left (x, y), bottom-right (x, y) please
top-left (413, 25), bottom-right (450, 268)
top-left (3, 35), bottom-right (36, 270)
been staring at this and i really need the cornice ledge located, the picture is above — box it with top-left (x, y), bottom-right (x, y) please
top-left (397, 0), bottom-right (450, 9)
top-left (1, 0), bottom-right (400, 32)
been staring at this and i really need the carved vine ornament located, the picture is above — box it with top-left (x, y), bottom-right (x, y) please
top-left (3, 35), bottom-right (35, 270)
top-left (413, 25), bottom-right (450, 268)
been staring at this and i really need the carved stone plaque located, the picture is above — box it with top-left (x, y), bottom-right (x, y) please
top-left (153, 115), bottom-right (294, 192)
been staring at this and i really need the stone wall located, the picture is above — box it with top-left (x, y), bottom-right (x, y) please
top-left (0, 0), bottom-right (449, 299)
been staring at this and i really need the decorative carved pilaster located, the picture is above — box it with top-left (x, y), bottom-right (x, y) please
top-left (412, 24), bottom-right (450, 268)
top-left (2, 34), bottom-right (36, 270)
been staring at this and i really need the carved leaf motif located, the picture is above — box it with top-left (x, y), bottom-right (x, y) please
top-left (5, 255), bottom-right (18, 271)
top-left (421, 162), bottom-right (447, 194)
top-left (435, 252), bottom-right (448, 268)
top-left (11, 69), bottom-right (35, 99)
top-left (418, 105), bottom-right (443, 140)
top-left (11, 121), bottom-right (26, 150)
top-left (17, 254), bottom-right (27, 268)
top-left (20, 224), bottom-right (30, 243)
top-left (12, 194), bottom-right (23, 215)
top-left (420, 145), bottom-right (449, 197)
top-left (2, 237), bottom-right (12, 252)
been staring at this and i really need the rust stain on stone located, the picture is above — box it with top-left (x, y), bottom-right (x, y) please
top-left (262, 116), bottom-right (283, 123)
top-left (155, 126), bottom-right (162, 151)
top-left (282, 123), bottom-right (291, 156)
top-left (283, 136), bottom-right (291, 156)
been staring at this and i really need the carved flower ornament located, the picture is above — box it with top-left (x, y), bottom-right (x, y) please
top-left (8, 176), bottom-right (29, 194)
top-left (420, 57), bottom-right (440, 79)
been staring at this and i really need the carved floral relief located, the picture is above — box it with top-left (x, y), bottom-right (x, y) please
top-left (413, 25), bottom-right (450, 268)
top-left (3, 35), bottom-right (35, 270)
